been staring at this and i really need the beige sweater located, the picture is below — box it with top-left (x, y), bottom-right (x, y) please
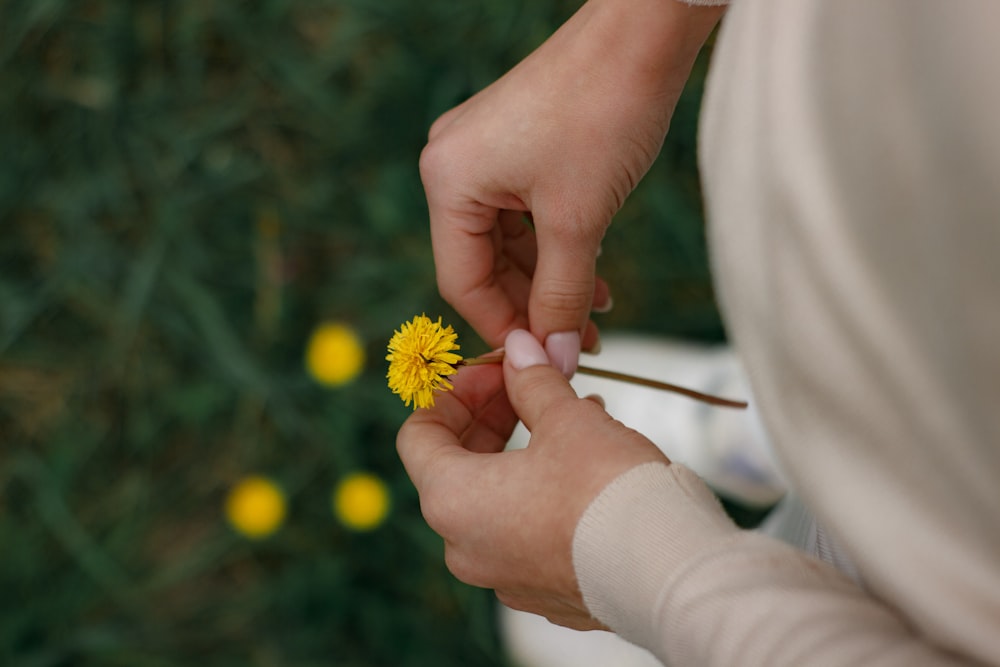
top-left (573, 2), bottom-right (1000, 665)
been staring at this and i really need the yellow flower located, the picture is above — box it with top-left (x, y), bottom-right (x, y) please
top-left (333, 472), bottom-right (391, 531)
top-left (306, 322), bottom-right (366, 387)
top-left (385, 314), bottom-right (462, 409)
top-left (225, 476), bottom-right (287, 539)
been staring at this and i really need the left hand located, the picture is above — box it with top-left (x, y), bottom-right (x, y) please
top-left (396, 330), bottom-right (670, 629)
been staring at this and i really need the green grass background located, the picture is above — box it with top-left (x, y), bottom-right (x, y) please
top-left (0, 1), bottom-right (724, 665)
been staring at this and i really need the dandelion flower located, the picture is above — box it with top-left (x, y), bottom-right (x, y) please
top-left (386, 314), bottom-right (462, 409)
top-left (385, 314), bottom-right (749, 410)
top-left (306, 322), bottom-right (365, 387)
top-left (333, 472), bottom-right (391, 532)
top-left (225, 475), bottom-right (287, 539)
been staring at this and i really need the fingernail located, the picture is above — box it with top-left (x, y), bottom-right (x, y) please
top-left (592, 295), bottom-right (614, 314)
top-left (504, 330), bottom-right (549, 370)
top-left (545, 331), bottom-right (580, 378)
top-left (584, 334), bottom-right (601, 355)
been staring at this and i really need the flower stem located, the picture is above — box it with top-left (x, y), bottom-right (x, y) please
top-left (460, 353), bottom-right (506, 367)
top-left (460, 352), bottom-right (747, 409)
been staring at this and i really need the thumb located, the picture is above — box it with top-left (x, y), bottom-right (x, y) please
top-left (503, 329), bottom-right (580, 432)
top-left (529, 219), bottom-right (603, 373)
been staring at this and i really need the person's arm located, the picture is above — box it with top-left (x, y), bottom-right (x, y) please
top-left (420, 0), bottom-right (725, 373)
top-left (397, 332), bottom-right (975, 663)
top-left (397, 330), bottom-right (671, 630)
top-left (574, 465), bottom-right (973, 666)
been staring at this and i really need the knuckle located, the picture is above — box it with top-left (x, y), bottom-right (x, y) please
top-left (434, 272), bottom-right (464, 306)
top-left (541, 200), bottom-right (609, 243)
top-left (418, 141), bottom-right (445, 184)
top-left (427, 104), bottom-right (462, 141)
top-left (543, 398), bottom-right (604, 434)
top-left (515, 366), bottom-right (560, 399)
top-left (415, 463), bottom-right (453, 532)
top-left (419, 489), bottom-right (449, 536)
top-left (537, 277), bottom-right (593, 315)
top-left (427, 115), bottom-right (448, 141)
top-left (394, 421), bottom-right (422, 478)
top-left (395, 419), bottom-right (418, 455)
top-left (419, 133), bottom-right (466, 188)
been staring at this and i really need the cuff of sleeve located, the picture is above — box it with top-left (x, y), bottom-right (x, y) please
top-left (572, 462), bottom-right (739, 649)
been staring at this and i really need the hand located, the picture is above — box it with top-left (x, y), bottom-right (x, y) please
top-left (396, 330), bottom-right (670, 629)
top-left (420, 0), bottom-right (725, 373)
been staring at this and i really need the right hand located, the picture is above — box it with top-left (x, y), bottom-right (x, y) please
top-left (397, 329), bottom-right (671, 629)
top-left (419, 0), bottom-right (725, 371)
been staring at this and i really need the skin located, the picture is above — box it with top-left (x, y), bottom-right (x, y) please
top-left (420, 0), bottom-right (725, 370)
top-left (403, 0), bottom-right (726, 628)
top-left (397, 330), bottom-right (669, 629)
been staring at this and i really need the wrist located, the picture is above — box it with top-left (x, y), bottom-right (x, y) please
top-left (580, 0), bottom-right (725, 97)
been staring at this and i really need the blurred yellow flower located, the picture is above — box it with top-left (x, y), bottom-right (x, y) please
top-left (306, 322), bottom-right (366, 387)
top-left (386, 314), bottom-right (462, 409)
top-left (225, 475), bottom-right (287, 539)
top-left (333, 472), bottom-right (391, 531)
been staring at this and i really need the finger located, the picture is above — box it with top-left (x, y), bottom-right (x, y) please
top-left (489, 210), bottom-right (535, 324)
top-left (527, 206), bottom-right (604, 339)
top-left (427, 203), bottom-right (526, 347)
top-left (582, 320), bottom-right (601, 354)
top-left (498, 209), bottom-right (538, 279)
top-left (442, 365), bottom-right (515, 450)
top-left (545, 330), bottom-right (581, 378)
top-left (397, 404), bottom-right (471, 494)
top-left (502, 329), bottom-right (580, 432)
top-left (591, 276), bottom-right (612, 313)
top-left (450, 365), bottom-right (519, 454)
top-left (421, 133), bottom-right (531, 345)
top-left (397, 365), bottom-right (509, 489)
top-left (427, 102), bottom-right (466, 141)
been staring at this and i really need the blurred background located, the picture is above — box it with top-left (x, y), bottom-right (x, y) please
top-left (0, 1), bottom-right (726, 665)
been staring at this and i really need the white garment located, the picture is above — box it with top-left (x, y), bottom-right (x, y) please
top-left (573, 2), bottom-right (1000, 665)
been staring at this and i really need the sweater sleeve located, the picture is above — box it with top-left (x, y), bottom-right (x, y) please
top-left (573, 463), bottom-right (970, 666)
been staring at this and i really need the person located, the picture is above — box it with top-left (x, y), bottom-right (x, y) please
top-left (396, 0), bottom-right (1000, 665)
